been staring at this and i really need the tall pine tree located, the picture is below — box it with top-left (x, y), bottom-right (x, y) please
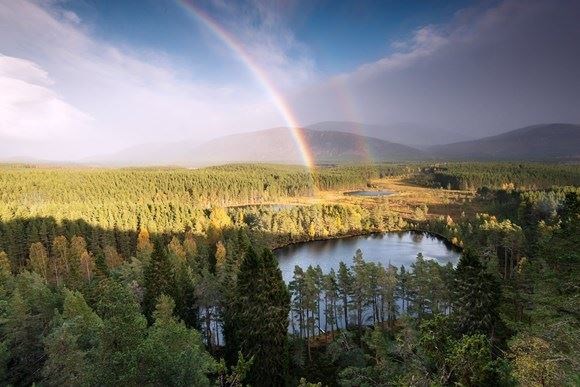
top-left (453, 250), bottom-right (502, 340)
top-left (143, 241), bottom-right (175, 321)
top-left (224, 247), bottom-right (290, 386)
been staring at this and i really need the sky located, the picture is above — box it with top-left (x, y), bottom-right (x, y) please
top-left (0, 0), bottom-right (579, 160)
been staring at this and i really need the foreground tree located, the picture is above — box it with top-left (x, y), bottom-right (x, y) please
top-left (138, 295), bottom-right (216, 386)
top-left (94, 280), bottom-right (147, 385)
top-left (42, 289), bottom-right (102, 386)
top-left (143, 241), bottom-right (175, 320)
top-left (452, 250), bottom-right (502, 339)
top-left (3, 272), bottom-right (58, 385)
top-left (224, 247), bottom-right (290, 386)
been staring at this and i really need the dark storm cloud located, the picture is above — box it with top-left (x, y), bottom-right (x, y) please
top-left (292, 0), bottom-right (580, 136)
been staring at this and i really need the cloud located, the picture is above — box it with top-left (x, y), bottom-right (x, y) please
top-left (200, 0), bottom-right (317, 90)
top-left (290, 0), bottom-right (580, 135)
top-left (1, 0), bottom-right (578, 161)
top-left (358, 26), bottom-right (448, 75)
top-left (0, 0), bottom-right (284, 159)
top-left (0, 55), bottom-right (92, 140)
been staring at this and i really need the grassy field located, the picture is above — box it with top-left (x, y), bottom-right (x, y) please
top-left (275, 175), bottom-right (480, 221)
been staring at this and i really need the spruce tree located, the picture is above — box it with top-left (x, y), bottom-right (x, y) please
top-left (94, 279), bottom-right (147, 386)
top-left (224, 246), bottom-right (290, 386)
top-left (452, 250), bottom-right (502, 339)
top-left (143, 241), bottom-right (175, 321)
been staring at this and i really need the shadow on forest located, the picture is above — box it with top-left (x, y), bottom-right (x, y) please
top-left (0, 216), bottom-right (193, 269)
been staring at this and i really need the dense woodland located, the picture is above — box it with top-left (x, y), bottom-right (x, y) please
top-left (416, 162), bottom-right (580, 190)
top-left (0, 162), bottom-right (578, 386)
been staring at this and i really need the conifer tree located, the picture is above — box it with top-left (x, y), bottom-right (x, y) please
top-left (143, 241), bottom-right (175, 321)
top-left (337, 261), bottom-right (352, 328)
top-left (224, 247), bottom-right (290, 386)
top-left (29, 242), bottom-right (48, 281)
top-left (50, 236), bottom-right (69, 286)
top-left (0, 251), bottom-right (11, 285)
top-left (94, 279), bottom-right (147, 385)
top-left (453, 250), bottom-right (502, 339)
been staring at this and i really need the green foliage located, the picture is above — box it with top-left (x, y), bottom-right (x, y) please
top-left (138, 295), bottom-right (216, 386)
top-left (224, 246), bottom-right (291, 386)
top-left (0, 162), bottom-right (577, 385)
top-left (2, 271), bottom-right (60, 385)
top-left (40, 291), bottom-right (101, 386)
top-left (446, 334), bottom-right (495, 385)
top-left (93, 279), bottom-right (147, 386)
top-left (419, 162), bottom-right (580, 190)
top-left (143, 241), bottom-right (175, 321)
top-left (452, 251), bottom-right (503, 338)
top-left (216, 351), bottom-right (254, 387)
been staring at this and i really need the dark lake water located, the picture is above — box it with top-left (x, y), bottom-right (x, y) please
top-left (275, 231), bottom-right (461, 283)
top-left (344, 190), bottom-right (393, 197)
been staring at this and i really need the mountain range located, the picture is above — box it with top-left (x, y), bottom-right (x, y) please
top-left (427, 123), bottom-right (580, 160)
top-left (2, 122), bottom-right (579, 166)
top-left (306, 121), bottom-right (473, 146)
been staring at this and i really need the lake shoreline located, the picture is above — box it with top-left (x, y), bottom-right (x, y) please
top-left (272, 228), bottom-right (462, 253)
top-left (275, 230), bottom-right (462, 284)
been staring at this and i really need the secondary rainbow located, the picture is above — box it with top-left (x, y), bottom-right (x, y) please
top-left (329, 76), bottom-right (375, 164)
top-left (177, 0), bottom-right (314, 168)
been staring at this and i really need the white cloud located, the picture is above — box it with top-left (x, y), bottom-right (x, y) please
top-left (0, 0), bottom-right (284, 159)
top-left (358, 26), bottom-right (448, 76)
top-left (0, 55), bottom-right (92, 140)
top-left (201, 0), bottom-right (317, 91)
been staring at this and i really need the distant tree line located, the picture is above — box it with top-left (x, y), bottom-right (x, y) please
top-left (417, 162), bottom-right (580, 190)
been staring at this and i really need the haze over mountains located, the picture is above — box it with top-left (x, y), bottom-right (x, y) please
top-left (2, 123), bottom-right (579, 166)
top-left (86, 122), bottom-right (580, 166)
top-left (84, 127), bottom-right (427, 166)
top-left (306, 122), bottom-right (473, 147)
top-left (428, 124), bottom-right (580, 161)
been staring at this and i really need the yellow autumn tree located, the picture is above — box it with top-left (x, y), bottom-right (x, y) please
top-left (79, 251), bottom-right (96, 282)
top-left (137, 227), bottom-right (154, 264)
top-left (168, 236), bottom-right (186, 267)
top-left (509, 334), bottom-right (562, 386)
top-left (208, 207), bottom-right (232, 242)
top-left (183, 231), bottom-right (197, 260)
top-left (104, 245), bottom-right (123, 270)
top-left (68, 235), bottom-right (88, 286)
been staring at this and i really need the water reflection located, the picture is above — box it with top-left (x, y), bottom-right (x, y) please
top-left (275, 231), bottom-right (460, 284)
top-left (344, 190), bottom-right (393, 197)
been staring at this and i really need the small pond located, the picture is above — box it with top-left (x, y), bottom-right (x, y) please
top-left (344, 190), bottom-right (393, 197)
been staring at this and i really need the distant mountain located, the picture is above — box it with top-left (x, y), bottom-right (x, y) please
top-left (428, 123), bottom-right (580, 160)
top-left (86, 127), bottom-right (426, 166)
top-left (306, 121), bottom-right (473, 147)
top-left (180, 127), bottom-right (426, 165)
top-left (83, 141), bottom-right (199, 166)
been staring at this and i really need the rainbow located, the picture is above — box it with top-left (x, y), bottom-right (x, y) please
top-left (330, 76), bottom-right (374, 164)
top-left (177, 0), bottom-right (314, 168)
